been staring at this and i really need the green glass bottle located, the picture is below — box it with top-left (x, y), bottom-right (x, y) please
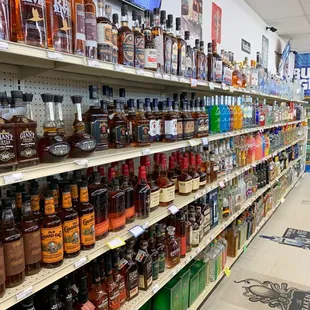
top-left (210, 96), bottom-right (221, 133)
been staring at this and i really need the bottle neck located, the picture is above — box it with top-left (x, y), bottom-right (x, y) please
top-left (22, 200), bottom-right (33, 221)
top-left (25, 102), bottom-right (33, 120)
top-left (154, 13), bottom-right (160, 27)
top-left (121, 14), bottom-right (129, 26)
top-left (75, 103), bottom-right (82, 122)
top-left (44, 101), bottom-right (56, 129)
top-left (2, 208), bottom-right (15, 229)
top-left (55, 102), bottom-right (64, 121)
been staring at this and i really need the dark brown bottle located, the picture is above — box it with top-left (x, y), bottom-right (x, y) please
top-left (136, 240), bottom-right (153, 290)
top-left (41, 191), bottom-right (63, 268)
top-left (60, 184), bottom-right (81, 258)
top-left (132, 10), bottom-right (145, 68)
top-left (1, 199), bottom-right (25, 288)
top-left (30, 187), bottom-right (42, 224)
top-left (77, 180), bottom-right (95, 250)
top-left (135, 166), bottom-right (151, 219)
top-left (178, 157), bottom-right (193, 196)
top-left (121, 164), bottom-right (135, 224)
top-left (20, 193), bottom-right (41, 276)
top-left (112, 249), bottom-right (126, 306)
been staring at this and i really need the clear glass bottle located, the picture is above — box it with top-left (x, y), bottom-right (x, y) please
top-left (167, 14), bottom-right (178, 75)
top-left (152, 8), bottom-right (163, 72)
top-left (144, 10), bottom-right (158, 71)
top-left (176, 17), bottom-right (186, 77)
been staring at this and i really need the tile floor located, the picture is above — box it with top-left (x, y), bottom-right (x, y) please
top-left (201, 173), bottom-right (310, 310)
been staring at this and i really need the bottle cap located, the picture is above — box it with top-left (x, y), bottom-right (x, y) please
top-left (21, 296), bottom-right (35, 308)
top-left (185, 31), bottom-right (190, 40)
top-left (167, 14), bottom-right (173, 24)
top-left (154, 153), bottom-right (160, 163)
top-left (41, 93), bottom-right (54, 103)
top-left (152, 98), bottom-right (158, 109)
top-left (200, 41), bottom-right (204, 47)
top-left (121, 3), bottom-right (128, 15)
top-left (176, 17), bottom-right (181, 28)
top-left (108, 87), bottom-right (114, 98)
top-left (80, 180), bottom-right (88, 188)
top-left (108, 167), bottom-right (116, 180)
top-left (145, 97), bottom-right (151, 107)
top-left (132, 10), bottom-right (138, 20)
top-left (71, 96), bottom-right (83, 104)
top-left (138, 166), bottom-right (147, 179)
top-left (122, 164), bottom-right (129, 176)
top-left (44, 190), bottom-right (53, 198)
top-left (166, 98), bottom-right (172, 107)
top-left (113, 13), bottom-right (119, 24)
top-left (191, 92), bottom-right (196, 100)
top-left (6, 189), bottom-right (15, 198)
top-left (62, 183), bottom-right (71, 192)
top-left (102, 85), bottom-right (109, 96)
top-left (11, 90), bottom-right (23, 99)
top-left (137, 99), bottom-right (144, 109)
top-left (22, 193), bottom-right (30, 202)
top-left (196, 154), bottom-right (202, 165)
top-left (92, 172), bottom-right (101, 183)
top-left (97, 165), bottom-right (105, 176)
top-left (173, 93), bottom-right (178, 102)
top-left (54, 95), bottom-right (63, 103)
top-left (22, 93), bottom-right (33, 102)
top-left (169, 156), bottom-right (175, 169)
top-left (140, 239), bottom-right (148, 249)
top-left (89, 85), bottom-right (99, 100)
top-left (119, 88), bottom-right (126, 98)
top-left (153, 7), bottom-right (160, 15)
top-left (160, 10), bottom-right (166, 22)
top-left (125, 159), bottom-right (134, 171)
top-left (190, 154), bottom-right (196, 166)
top-left (144, 9), bottom-right (150, 18)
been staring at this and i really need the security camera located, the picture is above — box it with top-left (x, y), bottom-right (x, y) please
top-left (266, 26), bottom-right (277, 32)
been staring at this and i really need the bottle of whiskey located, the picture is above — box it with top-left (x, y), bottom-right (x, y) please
top-left (173, 93), bottom-right (183, 140)
top-left (67, 96), bottom-right (97, 157)
top-left (30, 186), bottom-right (41, 223)
top-left (46, 0), bottom-right (73, 53)
top-left (72, 0), bottom-right (86, 55)
top-left (176, 17), bottom-right (186, 77)
top-left (121, 164), bottom-right (135, 224)
top-left (38, 94), bottom-right (71, 163)
top-left (212, 40), bottom-right (223, 83)
top-left (168, 15), bottom-right (178, 76)
top-left (96, 0), bottom-right (112, 62)
top-left (59, 184), bottom-right (81, 258)
top-left (180, 94), bottom-right (195, 139)
top-left (0, 0), bottom-right (9, 41)
top-left (163, 11), bottom-right (171, 74)
top-left (77, 180), bottom-right (95, 250)
top-left (152, 98), bottom-right (163, 142)
top-left (40, 191), bottom-right (63, 268)
top-left (136, 240), bottom-right (153, 290)
top-left (111, 12), bottom-right (119, 64)
top-left (178, 156), bottom-right (193, 196)
top-left (166, 226), bottom-right (180, 268)
top-left (184, 31), bottom-right (192, 78)
top-left (196, 154), bottom-right (207, 187)
top-left (135, 166), bottom-right (151, 219)
top-left (54, 95), bottom-right (65, 136)
top-left (132, 10), bottom-right (145, 69)
top-left (196, 40), bottom-right (206, 80)
top-left (132, 99), bottom-right (150, 147)
top-left (168, 155), bottom-right (178, 191)
top-left (118, 3), bottom-right (134, 66)
top-left (152, 8), bottom-right (164, 72)
top-left (84, 0), bottom-right (97, 59)
top-left (126, 158), bottom-right (138, 187)
top-left (163, 98), bottom-right (177, 142)
top-left (175, 212), bottom-right (186, 258)
top-left (145, 98), bottom-right (156, 143)
top-left (112, 249), bottom-right (126, 306)
top-left (148, 227), bottom-right (159, 280)
top-left (184, 210), bottom-right (192, 252)
top-left (20, 193), bottom-right (41, 276)
top-left (83, 85), bottom-right (109, 151)
top-left (156, 224), bottom-right (166, 273)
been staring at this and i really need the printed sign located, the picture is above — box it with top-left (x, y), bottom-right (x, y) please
top-left (262, 35), bottom-right (269, 69)
top-left (241, 39), bottom-right (251, 54)
top-left (212, 2), bottom-right (222, 44)
top-left (294, 53), bottom-right (310, 98)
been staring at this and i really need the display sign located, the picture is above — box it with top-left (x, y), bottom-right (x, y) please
top-left (261, 35), bottom-right (269, 69)
top-left (241, 39), bottom-right (251, 54)
top-left (294, 53), bottom-right (310, 98)
top-left (124, 0), bottom-right (161, 10)
top-left (211, 2), bottom-right (222, 44)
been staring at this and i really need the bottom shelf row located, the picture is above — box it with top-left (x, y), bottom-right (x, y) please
top-left (9, 162), bottom-right (303, 310)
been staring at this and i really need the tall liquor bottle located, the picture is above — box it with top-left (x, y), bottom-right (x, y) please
top-left (167, 14), bottom-right (178, 76)
top-left (135, 166), bottom-right (151, 219)
top-left (111, 13), bottom-right (119, 64)
top-left (166, 226), bottom-right (180, 268)
top-left (136, 240), bottom-right (153, 290)
top-left (163, 12), bottom-right (171, 74)
top-left (132, 10), bottom-right (145, 69)
top-left (212, 40), bottom-right (222, 83)
top-left (84, 0), bottom-right (97, 59)
top-left (121, 164), bottom-right (135, 224)
top-left (54, 95), bottom-right (65, 136)
top-left (197, 41), bottom-right (206, 80)
top-left (67, 96), bottom-right (96, 157)
top-left (118, 3), bottom-right (134, 66)
top-left (145, 98), bottom-right (156, 143)
top-left (89, 263), bottom-right (108, 309)
top-left (178, 157), bottom-right (193, 196)
top-left (38, 94), bottom-right (70, 163)
top-left (71, 0), bottom-right (86, 55)
top-left (0, 0), bottom-right (9, 41)
top-left (152, 8), bottom-right (164, 72)
top-left (176, 17), bottom-right (186, 77)
top-left (144, 10), bottom-right (157, 71)
top-left (207, 42), bottom-right (213, 81)
top-left (132, 99), bottom-right (150, 147)
top-left (184, 31), bottom-right (192, 78)
top-left (14, 0), bottom-right (47, 47)
top-left (112, 250), bottom-right (126, 306)
top-left (173, 93), bottom-right (183, 140)
top-left (46, 0), bottom-right (72, 53)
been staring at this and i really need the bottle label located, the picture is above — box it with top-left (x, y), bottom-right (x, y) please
top-left (156, 119), bottom-right (164, 139)
top-left (152, 258), bottom-right (159, 279)
top-left (180, 236), bottom-right (186, 256)
top-left (70, 184), bottom-right (79, 200)
top-left (62, 192), bottom-right (72, 208)
top-left (3, 238), bottom-right (25, 276)
top-left (31, 194), bottom-right (40, 211)
top-left (79, 187), bottom-right (89, 203)
top-left (52, 189), bottom-right (59, 207)
top-left (164, 119), bottom-right (177, 140)
top-left (158, 252), bottom-right (165, 273)
top-left (183, 119), bottom-right (195, 138)
top-left (154, 34), bottom-right (164, 66)
top-left (44, 197), bottom-right (55, 215)
top-left (95, 218), bottom-right (109, 237)
top-left (195, 117), bottom-right (205, 134)
top-left (133, 124), bottom-right (150, 144)
top-left (179, 180), bottom-right (193, 194)
top-left (197, 54), bottom-right (204, 79)
top-left (159, 185), bottom-right (175, 203)
top-left (192, 177), bottom-right (200, 191)
top-left (109, 214), bottom-right (126, 231)
top-left (128, 270), bottom-right (139, 298)
top-left (134, 36), bottom-right (145, 68)
top-left (87, 120), bottom-right (109, 147)
top-left (223, 66), bottom-right (231, 85)
top-left (164, 36), bottom-right (172, 73)
top-left (23, 230), bottom-right (42, 265)
top-left (199, 179), bottom-right (206, 187)
top-left (150, 189), bottom-right (160, 210)
top-left (41, 225), bottom-right (63, 263)
top-left (171, 41), bottom-right (178, 74)
top-left (80, 212), bottom-right (95, 246)
top-left (138, 259), bottom-right (152, 289)
top-left (112, 29), bottom-right (118, 47)
top-left (144, 48), bottom-right (158, 69)
top-left (48, 140), bottom-right (70, 157)
top-left (135, 249), bottom-right (146, 262)
top-left (125, 205), bottom-right (135, 219)
top-left (250, 73), bottom-right (258, 86)
top-left (121, 32), bottom-right (134, 66)
top-left (76, 135), bottom-right (96, 152)
top-left (18, 128), bottom-right (38, 160)
top-left (63, 218), bottom-right (81, 254)
top-left (0, 246), bottom-right (4, 285)
top-left (149, 119), bottom-right (157, 140)
top-left (177, 120), bottom-right (183, 139)
top-left (97, 23), bottom-right (112, 62)
top-left (215, 60), bottom-right (223, 81)
top-left (85, 12), bottom-right (97, 48)
top-left (187, 227), bottom-right (193, 246)
top-left (192, 230), bottom-right (200, 246)
top-left (0, 127), bottom-right (16, 163)
top-left (75, 3), bottom-right (85, 42)
top-left (110, 125), bottom-right (128, 146)
top-left (108, 289), bottom-right (120, 309)
top-left (180, 45), bottom-right (186, 73)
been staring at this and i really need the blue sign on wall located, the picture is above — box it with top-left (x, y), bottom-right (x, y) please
top-left (294, 53), bottom-right (310, 98)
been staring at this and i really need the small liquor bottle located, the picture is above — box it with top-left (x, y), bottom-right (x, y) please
top-left (145, 98), bottom-right (156, 143)
top-left (111, 13), bottom-right (119, 64)
top-left (112, 249), bottom-right (126, 306)
top-left (20, 193), bottom-right (41, 276)
top-left (14, 0), bottom-right (47, 47)
top-left (178, 157), bottom-right (193, 196)
top-left (40, 191), bottom-right (63, 268)
top-left (135, 166), bottom-right (151, 219)
top-left (148, 227), bottom-right (159, 280)
top-left (132, 10), bottom-right (145, 69)
top-left (132, 99), bottom-right (150, 147)
top-left (59, 184), bottom-right (81, 258)
top-left (136, 240), bottom-right (153, 290)
top-left (83, 85), bottom-right (109, 151)
top-left (176, 17), bottom-right (186, 77)
top-left (67, 96), bottom-right (97, 157)
top-left (157, 153), bottom-right (175, 206)
top-left (121, 164), bottom-right (135, 224)
top-left (72, 0), bottom-right (86, 55)
top-left (96, 0), bottom-right (112, 62)
top-left (152, 8), bottom-right (164, 72)
top-left (166, 226), bottom-right (180, 268)
top-left (46, 0), bottom-right (73, 53)
top-left (163, 98), bottom-right (177, 142)
top-left (118, 4), bottom-right (134, 66)
top-left (144, 10), bottom-right (158, 71)
top-left (89, 172), bottom-right (109, 240)
top-left (84, 0), bottom-right (97, 59)
top-left (38, 94), bottom-right (71, 163)
top-left (54, 95), bottom-right (65, 136)
top-left (189, 154), bottom-right (200, 192)
top-left (173, 93), bottom-right (183, 140)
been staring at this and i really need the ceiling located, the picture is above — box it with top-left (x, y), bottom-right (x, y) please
top-left (245, 0), bottom-right (310, 53)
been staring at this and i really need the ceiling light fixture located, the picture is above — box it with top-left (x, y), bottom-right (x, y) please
top-left (266, 26), bottom-right (277, 32)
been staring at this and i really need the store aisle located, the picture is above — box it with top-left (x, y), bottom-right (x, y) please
top-left (201, 173), bottom-right (310, 310)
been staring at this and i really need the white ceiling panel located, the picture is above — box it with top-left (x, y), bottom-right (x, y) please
top-left (300, 0), bottom-right (310, 15)
top-left (266, 16), bottom-right (310, 35)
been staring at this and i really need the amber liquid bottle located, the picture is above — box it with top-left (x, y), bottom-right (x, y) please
top-left (20, 193), bottom-right (41, 276)
top-left (84, 0), bottom-right (97, 59)
top-left (135, 166), bottom-right (151, 219)
top-left (176, 17), bottom-right (186, 77)
top-left (189, 154), bottom-right (200, 192)
top-left (0, 240), bottom-right (5, 297)
top-left (71, 0), bottom-right (85, 55)
top-left (145, 98), bottom-right (156, 143)
top-left (38, 93), bottom-right (71, 163)
top-left (196, 154), bottom-right (207, 188)
top-left (132, 99), bottom-right (150, 147)
top-left (126, 158), bottom-right (138, 187)
top-left (121, 164), bottom-right (135, 224)
top-left (166, 226), bottom-right (180, 268)
top-left (132, 10), bottom-right (145, 68)
top-left (152, 8), bottom-right (164, 72)
top-left (163, 98), bottom-right (177, 142)
top-left (173, 93), bottom-right (183, 141)
top-left (1, 199), bottom-right (25, 288)
top-left (168, 155), bottom-right (178, 192)
top-left (46, 0), bottom-right (73, 53)
top-left (59, 184), bottom-right (81, 258)
top-left (181, 95), bottom-right (195, 139)
top-left (0, 0), bottom-right (9, 41)
top-left (178, 156), bottom-right (193, 196)
top-left (176, 211), bottom-right (186, 258)
top-left (136, 240), bottom-right (153, 290)
top-left (112, 249), bottom-right (126, 306)
top-left (77, 180), bottom-right (95, 250)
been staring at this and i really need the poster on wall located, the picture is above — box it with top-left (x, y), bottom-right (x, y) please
top-left (261, 35), bottom-right (269, 69)
top-left (211, 2), bottom-right (222, 44)
top-left (181, 0), bottom-right (203, 40)
top-left (295, 53), bottom-right (310, 98)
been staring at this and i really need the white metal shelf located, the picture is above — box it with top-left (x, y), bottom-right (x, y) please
top-left (0, 40), bottom-right (307, 103)
top-left (0, 120), bottom-right (305, 187)
top-left (0, 140), bottom-right (304, 309)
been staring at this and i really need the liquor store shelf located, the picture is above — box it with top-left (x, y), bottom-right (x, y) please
top-left (0, 141), bottom-right (304, 309)
top-left (0, 40), bottom-right (307, 104)
top-left (120, 158), bottom-right (304, 310)
top-left (189, 171), bottom-right (304, 310)
top-left (0, 119), bottom-right (304, 187)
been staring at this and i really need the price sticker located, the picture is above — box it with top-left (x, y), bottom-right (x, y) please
top-left (136, 69), bottom-right (144, 75)
top-left (152, 284), bottom-right (160, 294)
top-left (129, 225), bottom-right (145, 238)
top-left (169, 204), bottom-right (179, 215)
top-left (47, 51), bottom-right (63, 60)
top-left (107, 237), bottom-right (126, 249)
top-left (209, 82), bottom-right (215, 90)
top-left (280, 198), bottom-right (285, 203)
top-left (135, 249), bottom-right (146, 262)
top-left (142, 221), bottom-right (149, 229)
top-left (118, 258), bottom-right (128, 269)
top-left (74, 256), bottom-right (88, 268)
top-left (219, 181), bottom-right (225, 188)
top-left (74, 159), bottom-right (89, 167)
top-left (87, 59), bottom-right (100, 67)
top-left (3, 173), bottom-right (23, 185)
top-left (141, 148), bottom-right (151, 155)
top-left (201, 137), bottom-right (208, 146)
top-left (163, 74), bottom-right (170, 80)
top-left (154, 72), bottom-right (162, 79)
top-left (171, 75), bottom-right (179, 82)
top-left (221, 82), bottom-right (227, 90)
top-left (81, 300), bottom-right (95, 310)
top-left (229, 86), bottom-right (234, 93)
top-left (243, 245), bottom-right (247, 253)
top-left (191, 78), bottom-right (198, 87)
top-left (0, 41), bottom-right (8, 50)
top-left (115, 64), bottom-right (125, 72)
top-left (16, 286), bottom-right (33, 301)
top-left (188, 139), bottom-right (198, 147)
top-left (224, 267), bottom-right (231, 277)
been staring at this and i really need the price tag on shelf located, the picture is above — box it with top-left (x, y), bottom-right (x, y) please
top-left (209, 82), bottom-right (215, 90)
top-left (47, 51), bottom-right (63, 60)
top-left (219, 181), bottom-right (225, 188)
top-left (142, 221), bottom-right (149, 229)
top-left (74, 159), bottom-right (89, 167)
top-left (201, 137), bottom-right (208, 146)
top-left (154, 72), bottom-right (162, 79)
top-left (136, 69), bottom-right (145, 75)
top-left (16, 286), bottom-right (33, 301)
top-left (81, 301), bottom-right (95, 310)
top-left (188, 139), bottom-right (198, 147)
top-left (221, 82), bottom-right (227, 90)
top-left (115, 64), bottom-right (125, 72)
top-left (163, 74), bottom-right (170, 80)
top-left (169, 204), bottom-right (179, 215)
top-left (3, 173), bottom-right (23, 185)
top-left (229, 86), bottom-right (234, 92)
top-left (191, 78), bottom-right (198, 87)
top-left (129, 225), bottom-right (145, 238)
top-left (0, 41), bottom-right (8, 50)
top-left (180, 77), bottom-right (189, 83)
top-left (280, 198), bottom-right (285, 203)
top-left (141, 148), bottom-right (151, 155)
top-left (224, 267), bottom-right (231, 277)
top-left (243, 245), bottom-right (247, 253)
top-left (152, 284), bottom-right (160, 294)
top-left (74, 256), bottom-right (88, 268)
top-left (87, 59), bottom-right (99, 67)
top-left (107, 237), bottom-right (126, 249)
top-left (171, 75), bottom-right (179, 82)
